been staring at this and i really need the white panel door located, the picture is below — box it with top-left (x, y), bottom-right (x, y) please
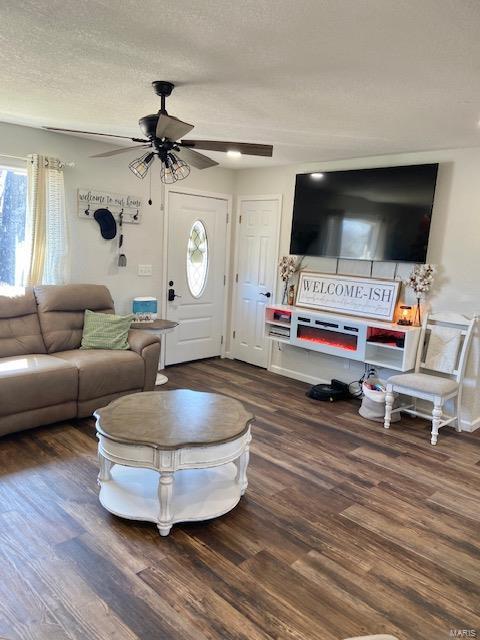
top-left (232, 198), bottom-right (280, 367)
top-left (165, 192), bottom-right (228, 366)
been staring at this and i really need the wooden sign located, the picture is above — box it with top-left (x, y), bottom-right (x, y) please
top-left (78, 189), bottom-right (142, 224)
top-left (295, 271), bottom-right (400, 321)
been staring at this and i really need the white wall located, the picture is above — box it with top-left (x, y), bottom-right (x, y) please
top-left (234, 148), bottom-right (480, 429)
top-left (0, 121), bottom-right (235, 314)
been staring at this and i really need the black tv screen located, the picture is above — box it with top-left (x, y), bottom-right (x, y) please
top-left (290, 163), bottom-right (438, 263)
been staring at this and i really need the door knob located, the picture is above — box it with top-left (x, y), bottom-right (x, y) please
top-left (168, 288), bottom-right (182, 302)
top-left (260, 292), bottom-right (271, 298)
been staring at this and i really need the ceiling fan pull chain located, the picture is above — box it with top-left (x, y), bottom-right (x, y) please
top-left (148, 169), bottom-right (153, 205)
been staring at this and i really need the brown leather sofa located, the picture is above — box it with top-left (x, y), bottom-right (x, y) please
top-left (0, 284), bottom-right (161, 436)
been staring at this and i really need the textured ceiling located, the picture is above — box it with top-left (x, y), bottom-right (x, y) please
top-left (1, 1), bottom-right (480, 168)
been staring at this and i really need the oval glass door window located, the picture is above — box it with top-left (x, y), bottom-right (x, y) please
top-left (186, 220), bottom-right (209, 297)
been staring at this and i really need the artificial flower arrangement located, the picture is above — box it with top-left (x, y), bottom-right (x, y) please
top-left (404, 263), bottom-right (435, 325)
top-left (278, 255), bottom-right (305, 304)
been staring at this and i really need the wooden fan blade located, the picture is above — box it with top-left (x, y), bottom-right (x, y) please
top-left (91, 144), bottom-right (151, 158)
top-left (175, 146), bottom-right (218, 170)
top-left (156, 114), bottom-right (194, 141)
top-left (44, 127), bottom-right (147, 142)
top-left (181, 140), bottom-right (273, 157)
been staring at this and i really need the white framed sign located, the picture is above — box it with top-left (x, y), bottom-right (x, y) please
top-left (295, 271), bottom-right (400, 321)
top-left (78, 189), bottom-right (142, 224)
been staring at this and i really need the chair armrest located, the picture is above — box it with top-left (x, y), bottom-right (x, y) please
top-left (128, 329), bottom-right (161, 355)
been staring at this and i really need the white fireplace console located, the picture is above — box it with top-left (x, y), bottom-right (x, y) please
top-left (265, 304), bottom-right (421, 372)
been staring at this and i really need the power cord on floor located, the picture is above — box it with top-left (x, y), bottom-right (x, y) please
top-left (348, 364), bottom-right (377, 399)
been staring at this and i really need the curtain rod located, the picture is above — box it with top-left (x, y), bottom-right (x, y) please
top-left (0, 153), bottom-right (75, 167)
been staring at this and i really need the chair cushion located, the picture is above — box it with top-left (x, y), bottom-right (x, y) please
top-left (388, 372), bottom-right (458, 396)
top-left (34, 284), bottom-right (114, 353)
top-left (0, 287), bottom-right (46, 358)
top-left (0, 354), bottom-right (77, 416)
top-left (52, 349), bottom-right (144, 401)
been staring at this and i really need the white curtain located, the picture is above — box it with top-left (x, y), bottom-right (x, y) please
top-left (25, 154), bottom-right (68, 285)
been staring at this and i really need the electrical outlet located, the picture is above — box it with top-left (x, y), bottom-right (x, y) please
top-left (138, 264), bottom-right (152, 276)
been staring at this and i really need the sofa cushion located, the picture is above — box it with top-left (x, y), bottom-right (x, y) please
top-left (0, 354), bottom-right (77, 416)
top-left (52, 349), bottom-right (144, 401)
top-left (34, 284), bottom-right (114, 353)
top-left (0, 287), bottom-right (46, 358)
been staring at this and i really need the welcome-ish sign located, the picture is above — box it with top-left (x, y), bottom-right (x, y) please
top-left (296, 271), bottom-right (400, 321)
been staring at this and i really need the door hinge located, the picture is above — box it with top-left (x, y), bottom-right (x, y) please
top-left (223, 274), bottom-right (226, 286)
top-left (226, 213), bottom-right (229, 224)
top-left (235, 273), bottom-right (238, 283)
top-left (233, 330), bottom-right (236, 339)
top-left (239, 214), bottom-right (242, 224)
top-left (221, 335), bottom-right (224, 345)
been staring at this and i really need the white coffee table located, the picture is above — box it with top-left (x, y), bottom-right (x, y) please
top-left (94, 390), bottom-right (253, 536)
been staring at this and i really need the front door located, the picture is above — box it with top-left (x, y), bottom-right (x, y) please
top-left (232, 197), bottom-right (280, 367)
top-left (165, 191), bottom-right (228, 366)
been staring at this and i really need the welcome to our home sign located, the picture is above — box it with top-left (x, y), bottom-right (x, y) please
top-left (295, 271), bottom-right (400, 321)
top-left (78, 189), bottom-right (142, 224)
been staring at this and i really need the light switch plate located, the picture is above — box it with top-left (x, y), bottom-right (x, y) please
top-left (138, 264), bottom-right (153, 276)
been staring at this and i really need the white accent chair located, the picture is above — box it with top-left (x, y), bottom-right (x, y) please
top-left (384, 312), bottom-right (476, 445)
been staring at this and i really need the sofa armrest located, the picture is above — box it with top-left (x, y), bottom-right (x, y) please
top-left (128, 329), bottom-right (161, 355)
top-left (128, 329), bottom-right (161, 391)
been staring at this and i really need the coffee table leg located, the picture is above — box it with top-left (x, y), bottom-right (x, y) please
top-left (98, 452), bottom-right (113, 483)
top-left (157, 471), bottom-right (174, 536)
top-left (235, 437), bottom-right (251, 496)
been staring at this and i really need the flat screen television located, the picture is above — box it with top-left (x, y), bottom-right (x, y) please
top-left (290, 163), bottom-right (438, 263)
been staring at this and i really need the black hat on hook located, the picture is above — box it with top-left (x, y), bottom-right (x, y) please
top-left (94, 208), bottom-right (117, 240)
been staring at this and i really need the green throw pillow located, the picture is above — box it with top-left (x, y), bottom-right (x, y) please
top-left (80, 309), bottom-right (134, 350)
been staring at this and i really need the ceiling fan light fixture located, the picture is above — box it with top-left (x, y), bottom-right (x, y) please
top-left (129, 151), bottom-right (155, 179)
top-left (160, 157), bottom-right (178, 184)
top-left (169, 152), bottom-right (191, 180)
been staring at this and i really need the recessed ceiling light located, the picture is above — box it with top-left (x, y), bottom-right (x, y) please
top-left (310, 172), bottom-right (324, 179)
top-left (227, 150), bottom-right (242, 158)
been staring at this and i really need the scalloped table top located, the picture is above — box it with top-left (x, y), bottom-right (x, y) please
top-left (94, 390), bottom-right (254, 449)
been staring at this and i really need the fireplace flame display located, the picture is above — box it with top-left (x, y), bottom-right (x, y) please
top-left (297, 326), bottom-right (357, 351)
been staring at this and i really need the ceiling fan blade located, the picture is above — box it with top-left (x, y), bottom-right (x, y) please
top-left (181, 140), bottom-right (273, 157)
top-left (156, 114), bottom-right (194, 141)
top-left (91, 144), bottom-right (151, 158)
top-left (44, 127), bottom-right (147, 142)
top-left (175, 146), bottom-right (218, 170)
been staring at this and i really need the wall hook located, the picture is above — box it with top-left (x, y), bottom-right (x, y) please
top-left (84, 204), bottom-right (91, 216)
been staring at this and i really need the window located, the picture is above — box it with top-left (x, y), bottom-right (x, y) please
top-left (186, 220), bottom-right (208, 297)
top-left (0, 165), bottom-right (28, 287)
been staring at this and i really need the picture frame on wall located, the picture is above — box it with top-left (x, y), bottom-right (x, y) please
top-left (295, 271), bottom-right (400, 322)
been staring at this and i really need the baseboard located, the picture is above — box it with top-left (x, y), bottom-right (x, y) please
top-left (224, 351), bottom-right (234, 360)
top-left (460, 415), bottom-right (480, 433)
top-left (268, 364), bottom-right (329, 386)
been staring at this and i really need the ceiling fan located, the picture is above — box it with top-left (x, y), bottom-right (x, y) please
top-left (45, 81), bottom-right (273, 184)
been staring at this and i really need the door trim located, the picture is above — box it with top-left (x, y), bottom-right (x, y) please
top-left (162, 186), bottom-right (233, 368)
top-left (231, 194), bottom-right (282, 369)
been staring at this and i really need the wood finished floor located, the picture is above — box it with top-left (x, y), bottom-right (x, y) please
top-left (1, 358), bottom-right (479, 640)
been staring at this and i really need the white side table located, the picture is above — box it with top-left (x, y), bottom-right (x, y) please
top-left (94, 390), bottom-right (254, 536)
top-left (131, 319), bottom-right (178, 385)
